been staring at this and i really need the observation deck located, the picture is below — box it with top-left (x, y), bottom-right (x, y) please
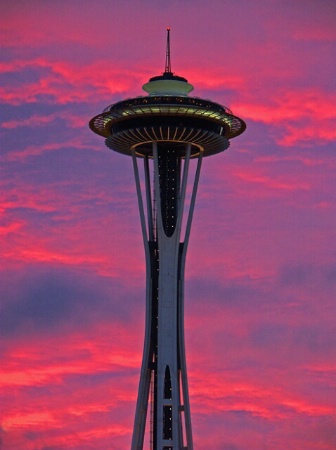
top-left (89, 94), bottom-right (246, 158)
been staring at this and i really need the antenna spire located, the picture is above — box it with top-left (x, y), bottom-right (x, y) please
top-left (165, 27), bottom-right (172, 73)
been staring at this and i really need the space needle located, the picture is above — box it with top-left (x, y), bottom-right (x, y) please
top-left (89, 28), bottom-right (246, 450)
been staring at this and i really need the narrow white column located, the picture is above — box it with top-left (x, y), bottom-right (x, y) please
top-left (131, 150), bottom-right (152, 450)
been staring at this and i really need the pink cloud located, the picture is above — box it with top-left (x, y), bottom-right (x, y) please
top-left (0, 323), bottom-right (139, 448)
top-left (1, 138), bottom-right (97, 163)
top-left (1, 111), bottom-right (88, 131)
top-left (236, 90), bottom-right (336, 146)
top-left (0, 58), bottom-right (142, 106)
top-left (234, 170), bottom-right (310, 192)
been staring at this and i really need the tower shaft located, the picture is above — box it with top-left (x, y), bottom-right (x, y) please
top-left (131, 143), bottom-right (202, 449)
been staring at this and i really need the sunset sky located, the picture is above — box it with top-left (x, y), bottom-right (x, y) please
top-left (1, 1), bottom-right (336, 449)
